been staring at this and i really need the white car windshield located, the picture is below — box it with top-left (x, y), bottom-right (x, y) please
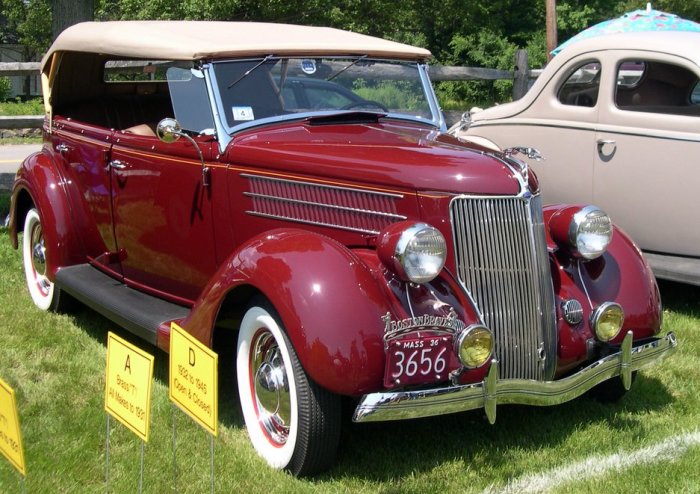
top-left (210, 57), bottom-right (439, 132)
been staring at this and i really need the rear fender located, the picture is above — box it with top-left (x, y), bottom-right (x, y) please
top-left (179, 228), bottom-right (393, 396)
top-left (10, 149), bottom-right (84, 278)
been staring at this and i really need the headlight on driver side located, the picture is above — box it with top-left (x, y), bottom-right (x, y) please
top-left (378, 221), bottom-right (447, 284)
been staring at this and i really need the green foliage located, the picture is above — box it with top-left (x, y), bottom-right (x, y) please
top-left (0, 0), bottom-right (52, 53)
top-left (3, 0), bottom-right (700, 109)
top-left (0, 77), bottom-right (12, 101)
top-left (0, 98), bottom-right (44, 115)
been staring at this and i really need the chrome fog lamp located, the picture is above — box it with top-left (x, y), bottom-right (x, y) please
top-left (591, 302), bottom-right (624, 342)
top-left (569, 206), bottom-right (613, 260)
top-left (377, 222), bottom-right (447, 284)
top-left (455, 325), bottom-right (493, 368)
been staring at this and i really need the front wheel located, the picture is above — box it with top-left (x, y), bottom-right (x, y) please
top-left (22, 208), bottom-right (69, 311)
top-left (236, 300), bottom-right (340, 476)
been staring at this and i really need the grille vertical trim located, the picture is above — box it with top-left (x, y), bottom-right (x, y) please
top-left (450, 195), bottom-right (556, 380)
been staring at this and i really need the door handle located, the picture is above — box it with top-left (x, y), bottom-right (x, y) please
top-left (108, 160), bottom-right (128, 170)
top-left (596, 139), bottom-right (616, 158)
top-left (55, 143), bottom-right (69, 154)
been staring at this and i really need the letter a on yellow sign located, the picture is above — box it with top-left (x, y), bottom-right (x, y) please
top-left (169, 323), bottom-right (218, 436)
top-left (105, 332), bottom-right (154, 442)
top-left (0, 377), bottom-right (26, 477)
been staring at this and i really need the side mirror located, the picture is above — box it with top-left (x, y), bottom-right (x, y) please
top-left (156, 118), bottom-right (183, 144)
top-left (155, 118), bottom-right (210, 187)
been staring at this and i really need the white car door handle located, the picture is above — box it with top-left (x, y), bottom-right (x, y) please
top-left (596, 139), bottom-right (616, 157)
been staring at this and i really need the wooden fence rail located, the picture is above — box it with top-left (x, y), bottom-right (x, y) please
top-left (0, 50), bottom-right (541, 130)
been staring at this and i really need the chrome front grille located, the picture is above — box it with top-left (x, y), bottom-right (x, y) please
top-left (243, 174), bottom-right (406, 234)
top-left (450, 195), bottom-right (556, 380)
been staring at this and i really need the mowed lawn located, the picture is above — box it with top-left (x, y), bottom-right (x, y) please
top-left (0, 223), bottom-right (699, 493)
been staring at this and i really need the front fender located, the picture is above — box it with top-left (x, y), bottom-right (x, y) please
top-left (181, 228), bottom-right (393, 396)
top-left (10, 148), bottom-right (84, 278)
top-left (545, 205), bottom-right (662, 374)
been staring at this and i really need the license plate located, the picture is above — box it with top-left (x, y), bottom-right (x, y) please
top-left (384, 335), bottom-right (451, 387)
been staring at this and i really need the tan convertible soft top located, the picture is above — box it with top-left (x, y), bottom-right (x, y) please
top-left (41, 20), bottom-right (432, 70)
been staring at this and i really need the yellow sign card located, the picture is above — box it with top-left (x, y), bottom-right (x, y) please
top-left (105, 332), bottom-right (154, 442)
top-left (0, 377), bottom-right (26, 477)
top-left (169, 323), bottom-right (218, 436)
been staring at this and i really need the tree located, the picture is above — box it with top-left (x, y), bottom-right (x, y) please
top-left (51, 0), bottom-right (94, 40)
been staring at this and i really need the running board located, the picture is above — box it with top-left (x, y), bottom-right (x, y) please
top-left (55, 264), bottom-right (190, 344)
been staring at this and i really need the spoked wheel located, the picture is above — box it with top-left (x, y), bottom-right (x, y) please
top-left (22, 208), bottom-right (68, 311)
top-left (236, 299), bottom-right (340, 476)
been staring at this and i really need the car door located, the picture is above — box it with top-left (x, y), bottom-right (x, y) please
top-left (109, 132), bottom-right (219, 303)
top-left (471, 56), bottom-right (603, 207)
top-left (49, 119), bottom-right (122, 276)
top-left (594, 51), bottom-right (700, 257)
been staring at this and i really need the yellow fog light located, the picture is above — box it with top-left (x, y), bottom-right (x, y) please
top-left (455, 325), bottom-right (493, 368)
top-left (591, 302), bottom-right (625, 342)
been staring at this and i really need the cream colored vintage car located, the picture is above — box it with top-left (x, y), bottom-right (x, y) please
top-left (450, 31), bottom-right (700, 286)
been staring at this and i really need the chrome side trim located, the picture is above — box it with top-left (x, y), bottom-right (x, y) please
top-left (243, 173), bottom-right (406, 235)
top-left (240, 174), bottom-right (405, 199)
top-left (353, 331), bottom-right (677, 423)
top-left (243, 192), bottom-right (407, 220)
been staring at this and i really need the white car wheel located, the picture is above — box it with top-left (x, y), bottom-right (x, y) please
top-left (22, 208), bottom-right (58, 311)
top-left (236, 300), bottom-right (340, 476)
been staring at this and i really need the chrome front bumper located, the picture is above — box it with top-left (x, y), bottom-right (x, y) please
top-left (353, 331), bottom-right (677, 423)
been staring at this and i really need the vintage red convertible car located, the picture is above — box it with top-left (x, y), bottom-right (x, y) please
top-left (9, 21), bottom-right (676, 475)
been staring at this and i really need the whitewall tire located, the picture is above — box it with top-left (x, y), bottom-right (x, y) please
top-left (22, 208), bottom-right (67, 312)
top-left (236, 300), bottom-right (340, 476)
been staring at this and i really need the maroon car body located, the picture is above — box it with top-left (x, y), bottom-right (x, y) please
top-left (10, 21), bottom-right (676, 475)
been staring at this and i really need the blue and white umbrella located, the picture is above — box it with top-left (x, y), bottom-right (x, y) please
top-left (552, 3), bottom-right (700, 56)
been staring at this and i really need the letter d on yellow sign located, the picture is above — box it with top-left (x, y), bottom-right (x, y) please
top-left (169, 323), bottom-right (218, 436)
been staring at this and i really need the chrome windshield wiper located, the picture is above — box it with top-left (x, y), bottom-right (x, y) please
top-left (326, 55), bottom-right (368, 81)
top-left (227, 55), bottom-right (274, 89)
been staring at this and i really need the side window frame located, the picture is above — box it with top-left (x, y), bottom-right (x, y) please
top-left (556, 60), bottom-right (602, 108)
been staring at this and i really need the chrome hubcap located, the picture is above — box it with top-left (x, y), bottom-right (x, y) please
top-left (30, 222), bottom-right (49, 290)
top-left (251, 331), bottom-right (291, 445)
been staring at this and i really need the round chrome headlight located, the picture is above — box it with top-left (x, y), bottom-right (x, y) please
top-left (569, 206), bottom-right (613, 260)
top-left (591, 302), bottom-right (624, 342)
top-left (455, 325), bottom-right (493, 368)
top-left (378, 222), bottom-right (447, 284)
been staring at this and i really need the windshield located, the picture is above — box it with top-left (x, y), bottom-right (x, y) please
top-left (210, 57), bottom-right (439, 132)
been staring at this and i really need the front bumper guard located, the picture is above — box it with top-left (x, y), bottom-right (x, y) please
top-left (353, 331), bottom-right (677, 423)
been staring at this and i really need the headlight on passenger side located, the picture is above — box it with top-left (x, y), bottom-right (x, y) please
top-left (591, 302), bottom-right (624, 342)
top-left (569, 206), bottom-right (613, 259)
top-left (455, 325), bottom-right (493, 368)
top-left (549, 205), bottom-right (613, 260)
top-left (377, 221), bottom-right (447, 284)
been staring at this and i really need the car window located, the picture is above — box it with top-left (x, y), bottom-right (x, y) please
top-left (615, 60), bottom-right (700, 116)
top-left (557, 61), bottom-right (601, 108)
top-left (212, 57), bottom-right (436, 131)
top-left (166, 67), bottom-right (216, 134)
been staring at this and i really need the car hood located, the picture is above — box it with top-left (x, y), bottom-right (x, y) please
top-left (228, 120), bottom-right (523, 196)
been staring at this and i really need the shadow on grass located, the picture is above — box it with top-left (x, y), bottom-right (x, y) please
top-left (62, 286), bottom-right (680, 483)
top-left (325, 371), bottom-right (674, 481)
top-left (658, 279), bottom-right (700, 314)
top-left (64, 303), bottom-right (245, 428)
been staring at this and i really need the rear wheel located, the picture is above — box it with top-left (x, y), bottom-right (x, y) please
top-left (236, 300), bottom-right (340, 476)
top-left (22, 208), bottom-right (68, 311)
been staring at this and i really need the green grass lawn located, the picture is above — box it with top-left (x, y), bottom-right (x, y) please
top-left (0, 224), bottom-right (699, 493)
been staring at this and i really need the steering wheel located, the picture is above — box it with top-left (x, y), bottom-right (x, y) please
top-left (341, 100), bottom-right (389, 112)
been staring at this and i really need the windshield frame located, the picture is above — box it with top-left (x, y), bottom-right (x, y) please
top-left (205, 56), bottom-right (444, 148)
